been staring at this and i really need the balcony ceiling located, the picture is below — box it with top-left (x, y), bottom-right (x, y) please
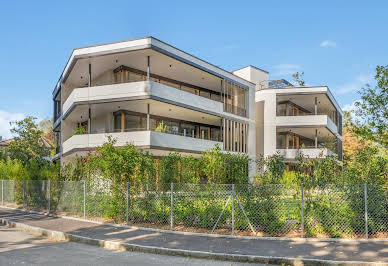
top-left (66, 99), bottom-right (222, 126)
top-left (277, 93), bottom-right (335, 114)
top-left (65, 48), bottom-right (222, 93)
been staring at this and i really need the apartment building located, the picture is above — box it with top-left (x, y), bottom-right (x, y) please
top-left (52, 37), bottom-right (342, 177)
top-left (52, 37), bottom-right (257, 177)
top-left (233, 66), bottom-right (343, 167)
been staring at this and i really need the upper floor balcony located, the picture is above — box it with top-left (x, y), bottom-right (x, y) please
top-left (276, 94), bottom-right (342, 136)
top-left (60, 65), bottom-right (250, 122)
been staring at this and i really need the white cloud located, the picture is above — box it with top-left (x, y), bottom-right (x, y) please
top-left (0, 110), bottom-right (25, 139)
top-left (342, 101), bottom-right (358, 112)
top-left (336, 74), bottom-right (374, 95)
top-left (272, 64), bottom-right (301, 77)
top-left (320, 40), bottom-right (337, 47)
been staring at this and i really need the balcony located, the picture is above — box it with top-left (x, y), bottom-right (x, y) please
top-left (62, 80), bottom-right (225, 118)
top-left (62, 131), bottom-right (223, 156)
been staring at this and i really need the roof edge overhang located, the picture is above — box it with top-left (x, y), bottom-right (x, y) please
top-left (53, 37), bottom-right (254, 97)
top-left (260, 86), bottom-right (343, 115)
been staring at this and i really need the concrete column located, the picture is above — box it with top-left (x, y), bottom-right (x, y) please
top-left (314, 97), bottom-right (318, 115)
top-left (147, 56), bottom-right (150, 80)
top-left (147, 103), bottom-right (150, 130)
top-left (88, 63), bottom-right (92, 87)
top-left (88, 107), bottom-right (91, 134)
top-left (315, 129), bottom-right (318, 148)
top-left (88, 63), bottom-right (92, 134)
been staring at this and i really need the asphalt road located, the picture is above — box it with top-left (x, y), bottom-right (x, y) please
top-left (0, 225), bottom-right (268, 266)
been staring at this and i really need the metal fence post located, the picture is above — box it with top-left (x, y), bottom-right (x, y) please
top-left (23, 180), bottom-right (26, 208)
top-left (83, 180), bottom-right (86, 219)
top-left (126, 182), bottom-right (129, 225)
top-left (232, 184), bottom-right (235, 235)
top-left (170, 183), bottom-right (174, 231)
top-left (364, 183), bottom-right (368, 239)
top-left (48, 180), bottom-right (51, 214)
top-left (301, 182), bottom-right (304, 238)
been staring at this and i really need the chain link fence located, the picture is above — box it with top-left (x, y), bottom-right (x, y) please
top-left (0, 180), bottom-right (387, 238)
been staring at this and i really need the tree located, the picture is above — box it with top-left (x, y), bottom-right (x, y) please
top-left (8, 117), bottom-right (51, 166)
top-left (353, 65), bottom-right (388, 148)
top-left (292, 71), bottom-right (305, 86)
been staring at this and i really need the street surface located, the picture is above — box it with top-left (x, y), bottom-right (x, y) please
top-left (0, 225), bottom-right (266, 266)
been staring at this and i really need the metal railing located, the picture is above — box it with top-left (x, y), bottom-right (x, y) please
top-left (1, 180), bottom-right (387, 238)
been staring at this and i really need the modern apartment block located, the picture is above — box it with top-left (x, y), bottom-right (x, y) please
top-left (52, 37), bottom-right (342, 177)
top-left (233, 66), bottom-right (343, 167)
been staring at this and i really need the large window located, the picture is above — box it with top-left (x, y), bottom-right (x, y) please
top-left (276, 101), bottom-right (311, 116)
top-left (113, 110), bottom-right (221, 141)
top-left (223, 81), bottom-right (248, 117)
top-left (277, 132), bottom-right (316, 149)
top-left (112, 65), bottom-right (222, 103)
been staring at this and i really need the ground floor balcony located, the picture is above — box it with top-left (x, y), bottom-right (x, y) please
top-left (276, 126), bottom-right (341, 160)
top-left (277, 147), bottom-right (334, 160)
top-left (62, 131), bottom-right (223, 156)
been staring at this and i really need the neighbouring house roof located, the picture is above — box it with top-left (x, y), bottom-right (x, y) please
top-left (0, 138), bottom-right (13, 148)
top-left (0, 137), bottom-right (53, 150)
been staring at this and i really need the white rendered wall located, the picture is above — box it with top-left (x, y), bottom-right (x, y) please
top-left (255, 90), bottom-right (277, 158)
top-left (233, 66), bottom-right (269, 91)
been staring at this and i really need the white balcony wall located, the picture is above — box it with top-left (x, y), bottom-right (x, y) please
top-left (62, 80), bottom-right (226, 117)
top-left (149, 81), bottom-right (223, 113)
top-left (277, 148), bottom-right (334, 160)
top-left (62, 81), bottom-right (150, 114)
top-left (276, 115), bottom-right (338, 135)
top-left (62, 131), bottom-right (222, 155)
top-left (150, 131), bottom-right (222, 152)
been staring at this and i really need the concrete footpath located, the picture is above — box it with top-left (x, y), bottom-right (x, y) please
top-left (0, 207), bottom-right (387, 265)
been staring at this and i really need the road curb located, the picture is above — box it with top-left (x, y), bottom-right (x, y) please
top-left (1, 217), bottom-right (385, 266)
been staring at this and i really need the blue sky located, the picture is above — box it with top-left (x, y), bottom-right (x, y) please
top-left (0, 1), bottom-right (387, 138)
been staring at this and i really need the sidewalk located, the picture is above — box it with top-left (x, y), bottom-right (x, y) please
top-left (0, 207), bottom-right (387, 265)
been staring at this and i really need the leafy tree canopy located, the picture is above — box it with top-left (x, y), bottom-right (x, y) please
top-left (353, 65), bottom-right (388, 148)
top-left (8, 116), bottom-right (51, 166)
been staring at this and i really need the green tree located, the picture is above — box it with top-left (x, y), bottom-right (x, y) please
top-left (292, 71), bottom-right (305, 86)
top-left (353, 65), bottom-right (388, 148)
top-left (8, 116), bottom-right (51, 166)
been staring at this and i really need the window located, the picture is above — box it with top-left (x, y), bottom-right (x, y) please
top-left (210, 93), bottom-right (221, 102)
top-left (211, 127), bottom-right (221, 141)
top-left (200, 126), bottom-right (210, 140)
top-left (180, 123), bottom-right (196, 137)
top-left (200, 91), bottom-right (211, 99)
top-left (277, 134), bottom-right (286, 149)
top-left (114, 114), bottom-right (122, 132)
top-left (277, 103), bottom-right (286, 116)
